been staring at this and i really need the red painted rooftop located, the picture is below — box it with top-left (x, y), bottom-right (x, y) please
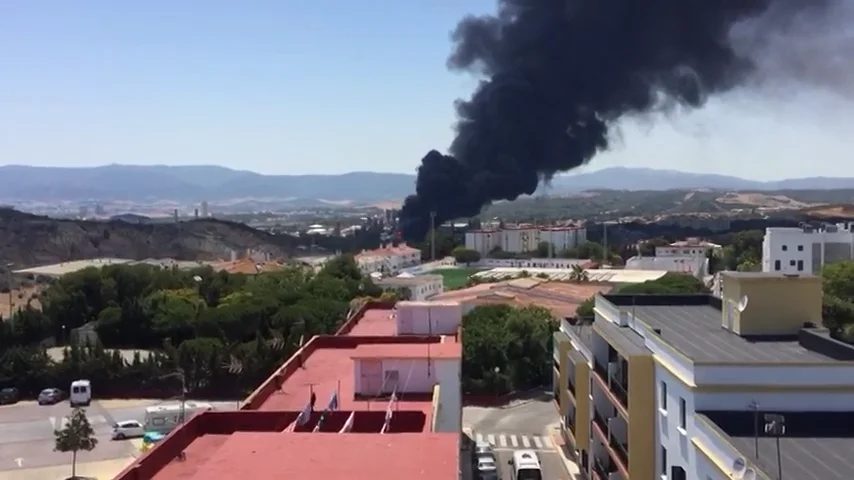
top-left (180, 432), bottom-right (459, 480)
top-left (351, 342), bottom-right (462, 360)
top-left (253, 338), bottom-right (441, 416)
top-left (346, 308), bottom-right (398, 336)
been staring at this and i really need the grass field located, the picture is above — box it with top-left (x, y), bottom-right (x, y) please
top-left (431, 268), bottom-right (485, 289)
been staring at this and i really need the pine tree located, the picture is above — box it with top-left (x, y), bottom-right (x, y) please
top-left (54, 408), bottom-right (98, 479)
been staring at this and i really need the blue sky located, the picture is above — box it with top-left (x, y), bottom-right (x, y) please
top-left (1, 0), bottom-right (851, 180)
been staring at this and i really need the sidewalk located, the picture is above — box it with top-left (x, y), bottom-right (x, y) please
top-left (0, 458), bottom-right (133, 480)
top-left (551, 431), bottom-right (584, 480)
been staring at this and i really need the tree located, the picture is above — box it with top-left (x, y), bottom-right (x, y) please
top-left (54, 408), bottom-right (98, 479)
top-left (569, 265), bottom-right (590, 282)
top-left (461, 304), bottom-right (556, 395)
top-left (451, 247), bottom-right (481, 265)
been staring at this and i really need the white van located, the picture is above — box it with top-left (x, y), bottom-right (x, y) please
top-left (508, 450), bottom-right (542, 480)
top-left (143, 401), bottom-right (213, 433)
top-left (69, 380), bottom-right (91, 407)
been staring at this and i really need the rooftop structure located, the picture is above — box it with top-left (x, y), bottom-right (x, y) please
top-left (115, 304), bottom-right (464, 480)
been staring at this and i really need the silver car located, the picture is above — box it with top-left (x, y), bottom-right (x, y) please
top-left (38, 388), bottom-right (63, 405)
top-left (477, 456), bottom-right (499, 480)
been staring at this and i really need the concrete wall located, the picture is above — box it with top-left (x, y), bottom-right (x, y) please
top-left (396, 301), bottom-right (462, 335)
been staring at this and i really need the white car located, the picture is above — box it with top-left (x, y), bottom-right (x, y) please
top-left (112, 420), bottom-right (144, 440)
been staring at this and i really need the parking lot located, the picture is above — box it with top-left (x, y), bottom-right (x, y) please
top-left (463, 395), bottom-right (578, 480)
top-left (0, 399), bottom-right (237, 473)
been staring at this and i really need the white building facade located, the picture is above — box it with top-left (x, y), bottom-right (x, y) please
top-left (355, 244), bottom-right (422, 275)
top-left (465, 225), bottom-right (587, 257)
top-left (762, 224), bottom-right (854, 274)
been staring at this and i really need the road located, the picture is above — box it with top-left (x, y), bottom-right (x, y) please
top-left (463, 395), bottom-right (576, 480)
top-left (0, 399), bottom-right (237, 471)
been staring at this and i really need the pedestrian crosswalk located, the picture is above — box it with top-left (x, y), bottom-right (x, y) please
top-left (50, 414), bottom-right (108, 430)
top-left (471, 432), bottom-right (554, 451)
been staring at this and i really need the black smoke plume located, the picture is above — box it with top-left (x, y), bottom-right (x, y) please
top-left (399, 0), bottom-right (843, 241)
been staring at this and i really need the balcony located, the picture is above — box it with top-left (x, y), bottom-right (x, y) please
top-left (608, 372), bottom-right (629, 409)
top-left (608, 432), bottom-right (629, 468)
top-left (592, 457), bottom-right (616, 480)
top-left (593, 410), bottom-right (609, 436)
top-left (567, 374), bottom-right (576, 395)
top-left (593, 358), bottom-right (609, 382)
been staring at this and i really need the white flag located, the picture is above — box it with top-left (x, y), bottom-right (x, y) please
top-left (339, 411), bottom-right (355, 433)
top-left (296, 402), bottom-right (311, 426)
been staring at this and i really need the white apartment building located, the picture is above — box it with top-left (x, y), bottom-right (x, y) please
top-left (655, 238), bottom-right (719, 257)
top-left (762, 223), bottom-right (854, 274)
top-left (355, 244), bottom-right (421, 275)
top-left (465, 225), bottom-right (587, 257)
top-left (558, 272), bottom-right (853, 480)
top-left (464, 229), bottom-right (502, 257)
top-left (373, 273), bottom-right (444, 301)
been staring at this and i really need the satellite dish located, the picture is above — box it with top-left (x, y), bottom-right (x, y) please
top-left (742, 468), bottom-right (757, 480)
top-left (737, 295), bottom-right (749, 313)
top-left (732, 457), bottom-right (747, 478)
top-left (192, 275), bottom-right (202, 283)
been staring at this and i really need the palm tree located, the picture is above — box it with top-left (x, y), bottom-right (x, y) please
top-left (570, 264), bottom-right (590, 283)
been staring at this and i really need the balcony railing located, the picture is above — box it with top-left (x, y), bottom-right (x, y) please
top-left (592, 457), bottom-right (615, 479)
top-left (593, 359), bottom-right (609, 382)
top-left (609, 373), bottom-right (629, 408)
top-left (593, 409), bottom-right (609, 436)
top-left (608, 432), bottom-right (629, 467)
top-left (568, 374), bottom-right (576, 394)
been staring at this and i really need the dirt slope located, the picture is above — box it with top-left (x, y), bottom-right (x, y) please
top-left (0, 208), bottom-right (296, 269)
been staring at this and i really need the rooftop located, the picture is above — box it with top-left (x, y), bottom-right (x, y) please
top-left (211, 259), bottom-right (288, 275)
top-left (251, 336), bottom-right (446, 418)
top-left (602, 294), bottom-right (839, 363)
top-left (181, 432), bottom-right (459, 480)
top-left (374, 274), bottom-right (444, 286)
top-left (699, 410), bottom-right (854, 480)
top-left (345, 308), bottom-right (398, 336)
top-left (472, 267), bottom-right (668, 284)
top-left (433, 278), bottom-right (611, 318)
top-left (13, 258), bottom-right (133, 276)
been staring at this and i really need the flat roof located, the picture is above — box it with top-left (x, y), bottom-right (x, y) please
top-left (179, 432), bottom-right (458, 480)
top-left (721, 271), bottom-right (820, 280)
top-left (13, 258), bottom-right (133, 276)
top-left (699, 410), bottom-right (854, 480)
top-left (375, 274), bottom-right (443, 286)
top-left (351, 342), bottom-right (461, 360)
top-left (255, 338), bottom-right (438, 417)
top-left (602, 295), bottom-right (834, 363)
top-left (346, 308), bottom-right (398, 336)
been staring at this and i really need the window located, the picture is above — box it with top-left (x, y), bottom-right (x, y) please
top-left (782, 245), bottom-right (788, 251)
top-left (679, 398), bottom-right (686, 429)
top-left (798, 245), bottom-right (804, 251)
top-left (790, 260), bottom-right (796, 266)
top-left (672, 466), bottom-right (687, 480)
top-left (774, 260), bottom-right (781, 271)
top-left (797, 260), bottom-right (804, 271)
top-left (660, 381), bottom-right (668, 410)
top-left (661, 446), bottom-right (668, 475)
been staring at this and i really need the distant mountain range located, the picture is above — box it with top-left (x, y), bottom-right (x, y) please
top-left (1, 164), bottom-right (853, 203)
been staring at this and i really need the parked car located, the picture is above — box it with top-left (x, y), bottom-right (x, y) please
top-left (37, 388), bottom-right (63, 405)
top-left (476, 456), bottom-right (500, 480)
top-left (474, 441), bottom-right (496, 462)
top-left (112, 420), bottom-right (145, 440)
top-left (0, 387), bottom-right (20, 405)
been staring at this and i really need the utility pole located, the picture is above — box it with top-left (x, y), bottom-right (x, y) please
top-left (4, 262), bottom-right (12, 315)
top-left (430, 211), bottom-right (437, 262)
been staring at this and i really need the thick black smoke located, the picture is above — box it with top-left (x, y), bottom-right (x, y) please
top-left (399, 0), bottom-right (838, 241)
